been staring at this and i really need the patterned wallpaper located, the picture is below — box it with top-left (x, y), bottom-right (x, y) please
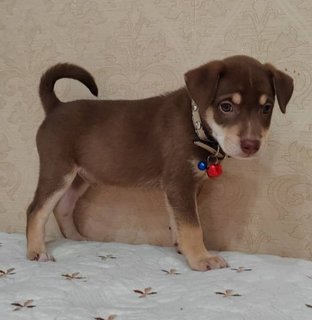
top-left (1, 0), bottom-right (312, 259)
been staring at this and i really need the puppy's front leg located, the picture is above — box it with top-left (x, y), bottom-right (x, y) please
top-left (165, 184), bottom-right (228, 271)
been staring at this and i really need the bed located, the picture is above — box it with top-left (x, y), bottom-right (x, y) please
top-left (0, 232), bottom-right (311, 319)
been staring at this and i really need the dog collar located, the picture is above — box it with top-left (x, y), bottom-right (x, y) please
top-left (191, 99), bottom-right (226, 177)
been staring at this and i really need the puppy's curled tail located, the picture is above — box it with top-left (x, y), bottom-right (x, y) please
top-left (39, 63), bottom-right (98, 114)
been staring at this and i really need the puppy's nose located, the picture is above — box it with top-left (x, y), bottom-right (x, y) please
top-left (240, 139), bottom-right (260, 155)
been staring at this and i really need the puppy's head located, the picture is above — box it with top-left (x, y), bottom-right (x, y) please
top-left (184, 55), bottom-right (294, 159)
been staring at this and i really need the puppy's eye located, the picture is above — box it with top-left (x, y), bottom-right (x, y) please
top-left (219, 101), bottom-right (233, 113)
top-left (262, 103), bottom-right (272, 114)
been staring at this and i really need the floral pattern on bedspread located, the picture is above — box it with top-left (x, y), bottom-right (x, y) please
top-left (0, 232), bottom-right (312, 320)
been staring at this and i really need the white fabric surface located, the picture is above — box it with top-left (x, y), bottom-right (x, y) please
top-left (0, 232), bottom-right (311, 320)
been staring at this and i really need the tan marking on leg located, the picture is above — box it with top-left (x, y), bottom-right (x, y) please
top-left (27, 170), bottom-right (77, 261)
top-left (259, 94), bottom-right (268, 105)
top-left (232, 92), bottom-right (242, 104)
top-left (177, 222), bottom-right (229, 271)
top-left (178, 223), bottom-right (208, 257)
top-left (165, 183), bottom-right (229, 271)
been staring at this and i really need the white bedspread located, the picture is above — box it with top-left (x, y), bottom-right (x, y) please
top-left (0, 232), bottom-right (311, 319)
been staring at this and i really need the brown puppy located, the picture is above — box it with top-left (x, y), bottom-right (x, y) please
top-left (26, 56), bottom-right (293, 271)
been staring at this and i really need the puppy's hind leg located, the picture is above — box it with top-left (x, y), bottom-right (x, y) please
top-left (26, 165), bottom-right (77, 261)
top-left (54, 175), bottom-right (90, 241)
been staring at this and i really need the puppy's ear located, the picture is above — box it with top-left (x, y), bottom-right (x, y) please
top-left (264, 64), bottom-right (294, 113)
top-left (184, 61), bottom-right (225, 110)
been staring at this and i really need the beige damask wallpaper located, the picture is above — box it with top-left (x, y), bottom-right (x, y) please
top-left (1, 0), bottom-right (312, 259)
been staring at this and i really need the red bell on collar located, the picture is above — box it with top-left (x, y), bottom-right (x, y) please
top-left (207, 164), bottom-right (223, 177)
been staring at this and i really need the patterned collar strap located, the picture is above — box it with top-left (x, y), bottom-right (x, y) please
top-left (191, 100), bottom-right (207, 140)
top-left (191, 100), bottom-right (226, 160)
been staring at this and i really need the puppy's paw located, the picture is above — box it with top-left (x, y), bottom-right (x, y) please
top-left (205, 255), bottom-right (229, 270)
top-left (188, 255), bottom-right (229, 271)
top-left (27, 251), bottom-right (55, 262)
